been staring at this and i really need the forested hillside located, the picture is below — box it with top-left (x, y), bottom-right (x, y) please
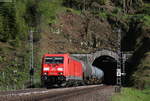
top-left (0, 0), bottom-right (149, 91)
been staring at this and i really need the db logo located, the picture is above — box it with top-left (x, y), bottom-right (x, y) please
top-left (51, 68), bottom-right (56, 71)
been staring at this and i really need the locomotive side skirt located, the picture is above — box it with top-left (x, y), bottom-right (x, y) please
top-left (66, 76), bottom-right (83, 80)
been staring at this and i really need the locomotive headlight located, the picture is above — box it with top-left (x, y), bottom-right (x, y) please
top-left (43, 72), bottom-right (48, 75)
top-left (43, 67), bottom-right (49, 71)
top-left (57, 68), bottom-right (63, 71)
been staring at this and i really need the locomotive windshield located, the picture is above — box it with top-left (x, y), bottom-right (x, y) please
top-left (45, 57), bottom-right (64, 64)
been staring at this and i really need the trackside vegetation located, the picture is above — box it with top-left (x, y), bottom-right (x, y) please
top-left (112, 88), bottom-right (150, 101)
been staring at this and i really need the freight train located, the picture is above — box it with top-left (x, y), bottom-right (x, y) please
top-left (41, 53), bottom-right (104, 87)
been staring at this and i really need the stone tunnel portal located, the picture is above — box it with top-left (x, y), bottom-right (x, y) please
top-left (92, 55), bottom-right (117, 85)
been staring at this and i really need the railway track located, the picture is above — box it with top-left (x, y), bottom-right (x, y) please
top-left (0, 85), bottom-right (114, 101)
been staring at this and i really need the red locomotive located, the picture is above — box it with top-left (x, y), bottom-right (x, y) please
top-left (41, 53), bottom-right (104, 87)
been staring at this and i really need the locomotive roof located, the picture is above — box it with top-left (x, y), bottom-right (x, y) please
top-left (43, 53), bottom-right (83, 63)
top-left (44, 53), bottom-right (69, 56)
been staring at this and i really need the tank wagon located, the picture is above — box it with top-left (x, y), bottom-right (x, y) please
top-left (41, 53), bottom-right (104, 87)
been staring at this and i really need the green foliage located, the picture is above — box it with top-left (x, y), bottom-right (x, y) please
top-left (0, 14), bottom-right (5, 40)
top-left (65, 7), bottom-right (81, 15)
top-left (132, 52), bottom-right (150, 89)
top-left (0, 3), bottom-right (17, 42)
top-left (37, 0), bottom-right (65, 25)
top-left (0, 0), bottom-right (43, 90)
top-left (0, 1), bottom-right (29, 43)
top-left (63, 0), bottom-right (83, 9)
top-left (98, 7), bottom-right (123, 20)
top-left (8, 37), bottom-right (21, 47)
top-left (15, 0), bottom-right (29, 40)
top-left (142, 3), bottom-right (150, 15)
top-left (130, 14), bottom-right (150, 27)
top-left (143, 15), bottom-right (150, 27)
top-left (112, 0), bottom-right (143, 9)
top-left (98, 0), bottom-right (107, 5)
top-left (63, 0), bottom-right (107, 10)
top-left (0, 1), bottom-right (31, 89)
top-left (99, 12), bottom-right (108, 19)
top-left (112, 7), bottom-right (122, 14)
top-left (0, 50), bottom-right (30, 90)
top-left (112, 88), bottom-right (150, 101)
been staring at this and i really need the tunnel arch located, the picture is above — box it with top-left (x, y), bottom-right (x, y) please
top-left (91, 49), bottom-right (119, 63)
top-left (72, 49), bottom-right (119, 85)
top-left (92, 55), bottom-right (117, 85)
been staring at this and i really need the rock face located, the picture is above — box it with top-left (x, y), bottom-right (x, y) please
top-left (82, 12), bottom-right (117, 50)
top-left (39, 12), bottom-right (118, 54)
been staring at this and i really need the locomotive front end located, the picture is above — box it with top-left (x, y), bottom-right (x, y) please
top-left (41, 54), bottom-right (66, 86)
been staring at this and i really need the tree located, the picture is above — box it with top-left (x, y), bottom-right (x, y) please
top-left (112, 0), bottom-right (143, 13)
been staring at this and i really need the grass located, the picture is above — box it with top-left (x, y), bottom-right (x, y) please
top-left (112, 88), bottom-right (150, 101)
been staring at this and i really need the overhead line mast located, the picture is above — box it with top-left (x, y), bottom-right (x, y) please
top-left (116, 28), bottom-right (122, 92)
top-left (29, 29), bottom-right (34, 88)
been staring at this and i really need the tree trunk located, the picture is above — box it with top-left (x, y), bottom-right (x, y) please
top-left (112, 0), bottom-right (143, 13)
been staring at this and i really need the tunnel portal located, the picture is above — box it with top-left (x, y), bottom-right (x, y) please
top-left (92, 55), bottom-right (117, 85)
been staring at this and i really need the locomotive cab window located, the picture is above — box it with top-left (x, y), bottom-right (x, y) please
top-left (45, 57), bottom-right (64, 64)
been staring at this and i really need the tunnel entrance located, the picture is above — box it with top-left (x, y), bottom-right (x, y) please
top-left (92, 55), bottom-right (117, 85)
